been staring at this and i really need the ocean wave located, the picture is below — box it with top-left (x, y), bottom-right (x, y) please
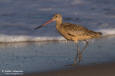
top-left (0, 29), bottom-right (114, 43)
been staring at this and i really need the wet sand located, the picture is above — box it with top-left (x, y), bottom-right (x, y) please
top-left (23, 62), bottom-right (115, 76)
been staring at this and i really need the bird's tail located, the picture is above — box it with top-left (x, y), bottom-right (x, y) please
top-left (91, 32), bottom-right (102, 38)
top-left (97, 32), bottom-right (102, 36)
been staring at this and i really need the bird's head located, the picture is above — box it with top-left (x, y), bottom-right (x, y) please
top-left (52, 14), bottom-right (62, 22)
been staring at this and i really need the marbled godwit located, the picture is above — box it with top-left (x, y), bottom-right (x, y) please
top-left (34, 14), bottom-right (102, 64)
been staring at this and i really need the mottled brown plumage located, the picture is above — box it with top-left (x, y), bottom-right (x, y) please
top-left (34, 14), bottom-right (102, 65)
top-left (56, 22), bottom-right (102, 42)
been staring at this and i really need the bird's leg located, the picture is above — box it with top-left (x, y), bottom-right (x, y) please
top-left (78, 40), bottom-right (89, 63)
top-left (77, 43), bottom-right (81, 63)
top-left (74, 42), bottom-right (80, 64)
top-left (73, 40), bottom-right (88, 64)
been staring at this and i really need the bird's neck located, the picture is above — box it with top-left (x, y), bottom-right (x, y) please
top-left (56, 19), bottom-right (62, 28)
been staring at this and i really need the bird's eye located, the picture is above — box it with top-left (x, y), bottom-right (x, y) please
top-left (56, 16), bottom-right (57, 17)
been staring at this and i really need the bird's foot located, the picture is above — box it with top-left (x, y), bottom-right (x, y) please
top-left (65, 58), bottom-right (81, 66)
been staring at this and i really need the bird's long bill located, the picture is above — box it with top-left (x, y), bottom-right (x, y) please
top-left (34, 19), bottom-right (54, 30)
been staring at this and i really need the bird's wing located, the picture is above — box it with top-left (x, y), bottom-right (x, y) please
top-left (61, 23), bottom-right (91, 36)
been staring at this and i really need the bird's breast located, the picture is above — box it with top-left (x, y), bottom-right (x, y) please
top-left (56, 26), bottom-right (74, 40)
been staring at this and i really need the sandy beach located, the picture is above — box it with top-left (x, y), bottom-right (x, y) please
top-left (23, 62), bottom-right (115, 76)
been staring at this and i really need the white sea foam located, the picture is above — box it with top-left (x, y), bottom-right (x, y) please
top-left (0, 34), bottom-right (66, 42)
top-left (0, 28), bottom-right (114, 43)
top-left (96, 29), bottom-right (115, 35)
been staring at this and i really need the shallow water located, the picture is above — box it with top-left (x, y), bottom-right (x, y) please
top-left (0, 37), bottom-right (115, 75)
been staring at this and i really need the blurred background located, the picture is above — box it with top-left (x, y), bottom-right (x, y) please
top-left (0, 0), bottom-right (115, 75)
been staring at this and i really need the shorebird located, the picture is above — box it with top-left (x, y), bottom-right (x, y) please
top-left (34, 14), bottom-right (102, 64)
